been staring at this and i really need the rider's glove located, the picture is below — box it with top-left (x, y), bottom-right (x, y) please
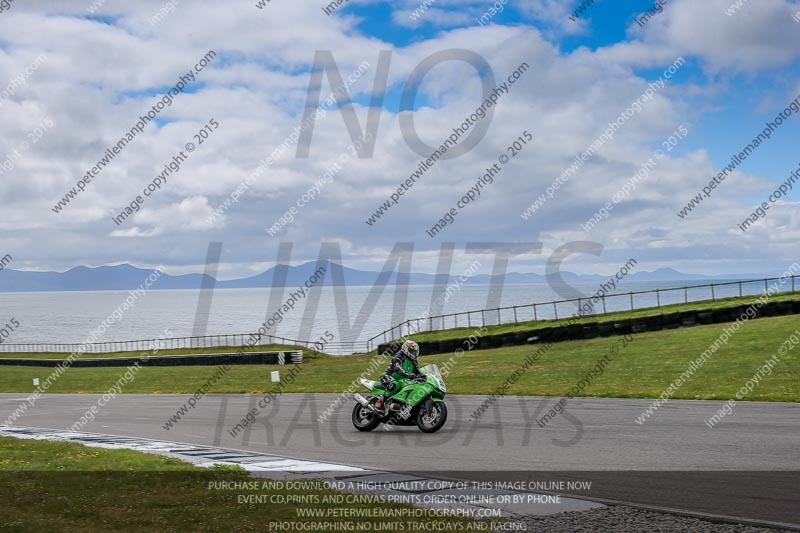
top-left (380, 374), bottom-right (396, 391)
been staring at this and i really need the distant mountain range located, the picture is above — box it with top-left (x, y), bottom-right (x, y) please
top-left (0, 262), bottom-right (778, 293)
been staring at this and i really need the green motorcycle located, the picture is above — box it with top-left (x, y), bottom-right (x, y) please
top-left (352, 364), bottom-right (448, 433)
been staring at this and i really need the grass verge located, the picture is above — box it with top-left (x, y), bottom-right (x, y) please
top-left (0, 315), bottom-right (797, 401)
top-left (0, 437), bottom-right (476, 532)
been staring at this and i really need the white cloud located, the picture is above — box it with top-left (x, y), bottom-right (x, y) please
top-left (110, 226), bottom-right (163, 238)
top-left (625, 0), bottom-right (800, 72)
top-left (0, 0), bottom-right (796, 277)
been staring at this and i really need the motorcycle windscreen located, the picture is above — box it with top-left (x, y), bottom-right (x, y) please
top-left (419, 364), bottom-right (442, 380)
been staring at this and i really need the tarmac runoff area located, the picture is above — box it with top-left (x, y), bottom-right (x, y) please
top-left (1, 393), bottom-right (798, 531)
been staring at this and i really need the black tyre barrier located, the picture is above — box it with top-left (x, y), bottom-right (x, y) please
top-left (500, 333), bottom-right (518, 347)
top-left (0, 351), bottom-right (303, 368)
top-left (513, 331), bottom-right (531, 344)
top-left (378, 300), bottom-right (800, 355)
top-left (597, 322), bottom-right (616, 336)
top-left (480, 335), bottom-right (505, 349)
top-left (613, 321), bottom-right (632, 335)
top-left (551, 327), bottom-right (568, 342)
top-left (711, 307), bottom-right (736, 324)
top-left (762, 301), bottom-right (780, 317)
top-left (681, 311), bottom-right (698, 327)
top-left (663, 312), bottom-right (682, 329)
top-left (416, 341), bottom-right (439, 355)
top-left (581, 323), bottom-right (599, 339)
top-left (534, 328), bottom-right (555, 343)
top-left (646, 315), bottom-right (666, 332)
top-left (732, 304), bottom-right (757, 320)
top-left (697, 311), bottom-right (713, 324)
top-left (437, 339), bottom-right (462, 353)
top-left (375, 341), bottom-right (402, 355)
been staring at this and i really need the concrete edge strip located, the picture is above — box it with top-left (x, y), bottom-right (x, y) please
top-left (0, 425), bottom-right (603, 519)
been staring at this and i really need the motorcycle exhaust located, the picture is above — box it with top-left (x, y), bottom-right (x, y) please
top-left (353, 393), bottom-right (379, 414)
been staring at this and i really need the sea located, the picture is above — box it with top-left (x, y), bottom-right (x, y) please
top-left (0, 278), bottom-right (773, 352)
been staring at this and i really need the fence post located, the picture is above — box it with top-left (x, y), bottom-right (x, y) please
top-left (497, 308), bottom-right (501, 325)
top-left (513, 306), bottom-right (518, 323)
top-left (794, 275), bottom-right (796, 293)
top-left (656, 289), bottom-right (660, 307)
top-left (553, 302), bottom-right (558, 320)
top-left (602, 296), bottom-right (607, 314)
top-left (739, 282), bottom-right (742, 297)
top-left (533, 304), bottom-right (537, 321)
top-left (711, 285), bottom-right (715, 301)
top-left (481, 310), bottom-right (485, 327)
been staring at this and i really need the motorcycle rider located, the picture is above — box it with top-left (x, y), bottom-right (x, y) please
top-left (375, 339), bottom-right (422, 410)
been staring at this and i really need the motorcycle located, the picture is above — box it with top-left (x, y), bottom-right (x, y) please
top-left (352, 364), bottom-right (447, 433)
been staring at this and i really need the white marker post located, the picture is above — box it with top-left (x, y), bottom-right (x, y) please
top-left (271, 371), bottom-right (280, 383)
top-left (33, 378), bottom-right (40, 387)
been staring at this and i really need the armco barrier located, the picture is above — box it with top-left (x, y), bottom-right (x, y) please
top-left (0, 351), bottom-right (303, 368)
top-left (367, 274), bottom-right (800, 351)
top-left (378, 301), bottom-right (800, 356)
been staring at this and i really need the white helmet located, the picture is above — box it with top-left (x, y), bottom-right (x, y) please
top-left (401, 339), bottom-right (420, 363)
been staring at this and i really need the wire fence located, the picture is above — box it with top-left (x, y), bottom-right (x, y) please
top-left (3, 275), bottom-right (797, 356)
top-left (364, 275), bottom-right (800, 351)
top-left (0, 333), bottom-right (363, 357)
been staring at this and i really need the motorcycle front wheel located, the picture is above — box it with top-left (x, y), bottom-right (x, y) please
top-left (352, 402), bottom-right (381, 432)
top-left (416, 401), bottom-right (447, 433)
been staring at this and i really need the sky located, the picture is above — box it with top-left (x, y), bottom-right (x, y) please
top-left (0, 0), bottom-right (799, 279)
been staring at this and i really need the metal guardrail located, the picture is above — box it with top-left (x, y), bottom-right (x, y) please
top-left (364, 275), bottom-right (800, 351)
top-left (0, 350), bottom-right (305, 367)
top-left (2, 275), bottom-right (797, 356)
top-left (0, 333), bottom-right (361, 356)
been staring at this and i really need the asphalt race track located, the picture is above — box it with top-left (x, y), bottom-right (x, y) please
top-left (2, 393), bottom-right (798, 528)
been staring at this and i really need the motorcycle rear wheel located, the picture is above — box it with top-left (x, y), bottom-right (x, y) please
top-left (352, 402), bottom-right (381, 432)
